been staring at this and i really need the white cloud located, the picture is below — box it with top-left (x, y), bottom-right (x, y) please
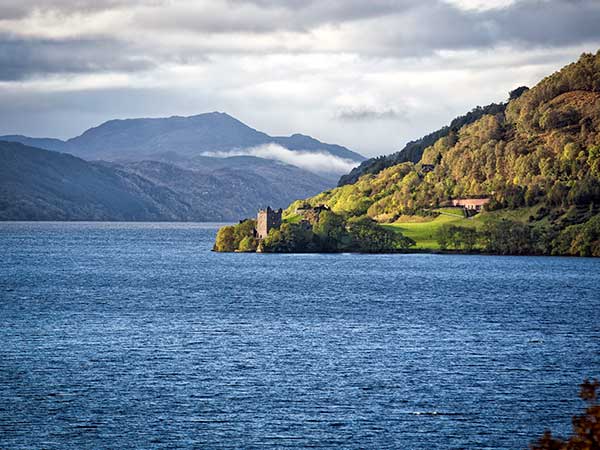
top-left (201, 143), bottom-right (360, 174)
top-left (442, 0), bottom-right (518, 11)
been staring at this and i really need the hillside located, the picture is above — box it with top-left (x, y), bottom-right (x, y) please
top-left (0, 141), bottom-right (332, 221)
top-left (111, 157), bottom-right (333, 220)
top-left (303, 51), bottom-right (600, 216)
top-left (218, 51), bottom-right (600, 255)
top-left (0, 112), bottom-right (364, 166)
top-left (338, 102), bottom-right (507, 186)
top-left (0, 141), bottom-right (192, 221)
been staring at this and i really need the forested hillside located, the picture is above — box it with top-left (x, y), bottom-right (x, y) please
top-left (284, 51), bottom-right (600, 256)
top-left (338, 102), bottom-right (507, 186)
top-left (0, 141), bottom-right (332, 221)
top-left (0, 141), bottom-right (192, 221)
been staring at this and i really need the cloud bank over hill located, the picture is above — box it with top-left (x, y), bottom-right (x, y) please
top-left (0, 0), bottom-right (600, 156)
top-left (202, 144), bottom-right (360, 175)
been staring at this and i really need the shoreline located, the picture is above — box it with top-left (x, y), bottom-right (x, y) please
top-left (218, 248), bottom-right (596, 258)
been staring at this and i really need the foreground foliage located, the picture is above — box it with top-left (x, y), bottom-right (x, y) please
top-left (531, 379), bottom-right (600, 450)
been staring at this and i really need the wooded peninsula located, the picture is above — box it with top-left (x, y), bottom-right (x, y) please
top-left (215, 51), bottom-right (600, 257)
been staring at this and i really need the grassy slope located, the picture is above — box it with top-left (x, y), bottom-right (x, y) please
top-left (382, 208), bottom-right (476, 249)
top-left (383, 206), bottom-right (545, 250)
top-left (283, 213), bottom-right (302, 224)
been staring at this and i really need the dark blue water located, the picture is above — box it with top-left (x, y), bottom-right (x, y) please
top-left (1, 222), bottom-right (599, 449)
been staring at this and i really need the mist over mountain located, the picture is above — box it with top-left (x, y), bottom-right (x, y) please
top-left (0, 112), bottom-right (363, 175)
top-left (0, 112), bottom-right (362, 220)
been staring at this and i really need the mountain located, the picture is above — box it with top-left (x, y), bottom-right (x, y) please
top-left (0, 141), bottom-right (333, 221)
top-left (0, 112), bottom-right (360, 220)
top-left (0, 141), bottom-right (190, 221)
top-left (0, 112), bottom-right (364, 165)
top-left (229, 50), bottom-right (600, 256)
top-left (109, 157), bottom-right (334, 219)
top-left (0, 135), bottom-right (68, 152)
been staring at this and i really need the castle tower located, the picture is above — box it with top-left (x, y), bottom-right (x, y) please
top-left (256, 206), bottom-right (282, 239)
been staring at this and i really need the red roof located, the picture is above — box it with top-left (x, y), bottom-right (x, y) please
top-left (452, 198), bottom-right (490, 207)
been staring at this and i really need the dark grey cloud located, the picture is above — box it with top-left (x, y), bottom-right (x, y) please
top-left (226, 0), bottom-right (416, 28)
top-left (1, 0), bottom-right (599, 60)
top-left (487, 0), bottom-right (600, 47)
top-left (359, 0), bottom-right (600, 56)
top-left (134, 0), bottom-right (416, 36)
top-left (140, 0), bottom-right (600, 54)
top-left (0, 34), bottom-right (155, 81)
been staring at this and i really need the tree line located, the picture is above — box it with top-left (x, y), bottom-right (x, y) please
top-left (214, 210), bottom-right (415, 253)
top-left (436, 216), bottom-right (600, 257)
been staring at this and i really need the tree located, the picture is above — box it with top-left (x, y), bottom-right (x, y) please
top-left (260, 223), bottom-right (317, 253)
top-left (234, 219), bottom-right (256, 243)
top-left (261, 228), bottom-right (283, 252)
top-left (589, 145), bottom-right (600, 177)
top-left (460, 227), bottom-right (479, 251)
top-left (437, 225), bottom-right (452, 250)
top-left (552, 215), bottom-right (600, 257)
top-left (312, 210), bottom-right (350, 251)
top-left (530, 379), bottom-right (600, 450)
top-left (347, 217), bottom-right (415, 252)
top-left (509, 86), bottom-right (529, 100)
top-left (437, 225), bottom-right (480, 251)
top-left (238, 236), bottom-right (258, 252)
top-left (213, 226), bottom-right (237, 252)
top-left (482, 220), bottom-right (543, 255)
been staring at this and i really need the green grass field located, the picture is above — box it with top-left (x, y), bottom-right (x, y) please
top-left (382, 206), bottom-right (551, 250)
top-left (283, 213), bottom-right (302, 224)
top-left (382, 208), bottom-right (479, 249)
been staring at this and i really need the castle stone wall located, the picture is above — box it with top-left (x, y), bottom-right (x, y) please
top-left (256, 207), bottom-right (282, 239)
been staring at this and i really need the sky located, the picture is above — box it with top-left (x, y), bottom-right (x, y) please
top-left (1, 0), bottom-right (600, 158)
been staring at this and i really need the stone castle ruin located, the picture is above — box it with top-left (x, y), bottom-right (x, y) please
top-left (295, 204), bottom-right (330, 224)
top-left (256, 206), bottom-right (282, 239)
top-left (254, 204), bottom-right (330, 240)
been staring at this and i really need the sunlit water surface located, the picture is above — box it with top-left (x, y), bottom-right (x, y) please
top-left (1, 222), bottom-right (599, 449)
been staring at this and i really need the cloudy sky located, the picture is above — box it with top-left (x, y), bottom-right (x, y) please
top-left (1, 0), bottom-right (599, 157)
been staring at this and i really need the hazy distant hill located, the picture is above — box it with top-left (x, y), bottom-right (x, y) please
top-left (0, 135), bottom-right (69, 153)
top-left (0, 141), bottom-right (332, 221)
top-left (0, 141), bottom-right (190, 221)
top-left (0, 112), bottom-right (364, 164)
top-left (110, 157), bottom-right (334, 219)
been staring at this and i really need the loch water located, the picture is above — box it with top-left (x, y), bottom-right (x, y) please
top-left (1, 222), bottom-right (599, 449)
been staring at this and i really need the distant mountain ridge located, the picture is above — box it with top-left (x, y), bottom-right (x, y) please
top-left (0, 135), bottom-right (68, 152)
top-left (0, 141), bottom-right (333, 221)
top-left (1, 112), bottom-right (364, 164)
top-left (0, 111), bottom-right (363, 221)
